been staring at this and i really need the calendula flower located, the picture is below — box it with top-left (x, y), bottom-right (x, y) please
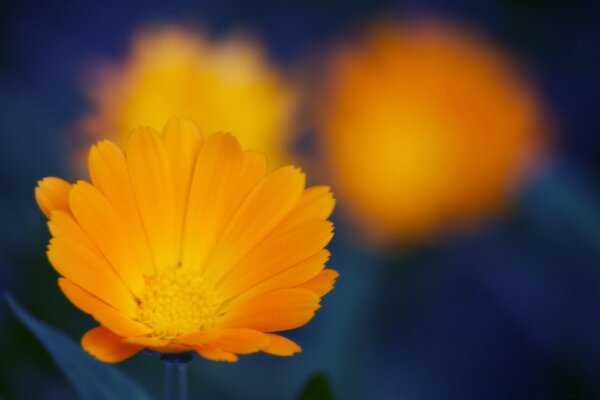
top-left (80, 26), bottom-right (295, 166)
top-left (318, 21), bottom-right (546, 242)
top-left (35, 118), bottom-right (337, 363)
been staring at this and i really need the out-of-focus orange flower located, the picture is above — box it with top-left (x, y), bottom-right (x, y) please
top-left (81, 26), bottom-right (295, 167)
top-left (35, 117), bottom-right (337, 363)
top-left (318, 21), bottom-right (547, 242)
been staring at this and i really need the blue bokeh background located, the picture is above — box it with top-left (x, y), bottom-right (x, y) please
top-left (1, 1), bottom-right (600, 399)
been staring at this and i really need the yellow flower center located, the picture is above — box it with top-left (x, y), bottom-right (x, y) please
top-left (136, 266), bottom-right (219, 339)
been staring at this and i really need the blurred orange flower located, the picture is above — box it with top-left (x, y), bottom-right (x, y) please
top-left (80, 26), bottom-right (296, 167)
top-left (36, 118), bottom-right (337, 363)
top-left (318, 21), bottom-right (547, 242)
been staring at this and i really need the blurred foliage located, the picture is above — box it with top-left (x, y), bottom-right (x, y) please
top-left (5, 294), bottom-right (151, 400)
top-left (297, 373), bottom-right (334, 400)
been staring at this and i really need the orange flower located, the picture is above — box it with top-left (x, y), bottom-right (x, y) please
top-left (35, 118), bottom-right (337, 363)
top-left (318, 21), bottom-right (547, 242)
top-left (80, 26), bottom-right (295, 166)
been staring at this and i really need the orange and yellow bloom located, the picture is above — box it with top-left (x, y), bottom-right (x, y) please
top-left (318, 21), bottom-right (547, 242)
top-left (80, 26), bottom-right (296, 167)
top-left (35, 118), bottom-right (337, 363)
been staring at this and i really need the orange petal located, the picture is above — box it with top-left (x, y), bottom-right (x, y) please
top-left (162, 117), bottom-right (204, 261)
top-left (58, 278), bottom-right (151, 337)
top-left (180, 133), bottom-right (244, 273)
top-left (48, 237), bottom-right (137, 316)
top-left (48, 210), bottom-right (101, 257)
top-left (88, 140), bottom-right (155, 276)
top-left (262, 334), bottom-right (301, 356)
top-left (232, 149), bottom-right (269, 211)
top-left (82, 326), bottom-right (143, 363)
top-left (179, 329), bottom-right (269, 354)
top-left (193, 345), bottom-right (238, 362)
top-left (223, 250), bottom-right (330, 311)
top-left (273, 186), bottom-right (335, 234)
top-left (35, 177), bottom-right (71, 218)
top-left (240, 151), bottom-right (268, 183)
top-left (69, 181), bottom-right (145, 296)
top-left (209, 166), bottom-right (305, 281)
top-left (202, 149), bottom-right (268, 280)
top-left (127, 127), bottom-right (178, 272)
top-left (218, 288), bottom-right (320, 332)
top-left (124, 336), bottom-right (170, 347)
top-left (297, 269), bottom-right (339, 297)
top-left (218, 220), bottom-right (333, 299)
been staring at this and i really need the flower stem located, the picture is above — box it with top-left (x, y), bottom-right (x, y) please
top-left (162, 352), bottom-right (193, 400)
top-left (178, 361), bottom-right (188, 400)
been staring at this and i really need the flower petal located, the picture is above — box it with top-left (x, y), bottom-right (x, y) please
top-left (222, 250), bottom-right (330, 311)
top-left (218, 221), bottom-right (332, 301)
top-left (82, 326), bottom-right (143, 363)
top-left (261, 334), bottom-right (301, 356)
top-left (178, 328), bottom-right (269, 354)
top-left (127, 127), bottom-right (178, 272)
top-left (201, 150), bottom-right (268, 280)
top-left (124, 336), bottom-right (170, 348)
top-left (208, 166), bottom-right (305, 281)
top-left (48, 210), bottom-right (101, 256)
top-left (297, 269), bottom-right (339, 297)
top-left (35, 177), bottom-right (71, 218)
top-left (162, 117), bottom-right (204, 261)
top-left (58, 278), bottom-right (151, 337)
top-left (88, 140), bottom-right (155, 276)
top-left (69, 181), bottom-right (145, 295)
top-left (218, 288), bottom-right (320, 332)
top-left (48, 237), bottom-right (137, 316)
top-left (193, 345), bottom-right (238, 362)
top-left (273, 186), bottom-right (335, 234)
top-left (180, 133), bottom-right (244, 273)
top-left (236, 150), bottom-right (269, 205)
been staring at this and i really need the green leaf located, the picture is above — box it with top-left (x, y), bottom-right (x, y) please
top-left (4, 293), bottom-right (152, 400)
top-left (297, 373), bottom-right (334, 400)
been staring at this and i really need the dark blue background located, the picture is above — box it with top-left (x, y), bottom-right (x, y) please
top-left (1, 1), bottom-right (600, 399)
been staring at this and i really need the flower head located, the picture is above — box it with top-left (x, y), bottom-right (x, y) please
top-left (80, 26), bottom-right (295, 166)
top-left (35, 118), bottom-right (337, 363)
top-left (318, 21), bottom-right (547, 242)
